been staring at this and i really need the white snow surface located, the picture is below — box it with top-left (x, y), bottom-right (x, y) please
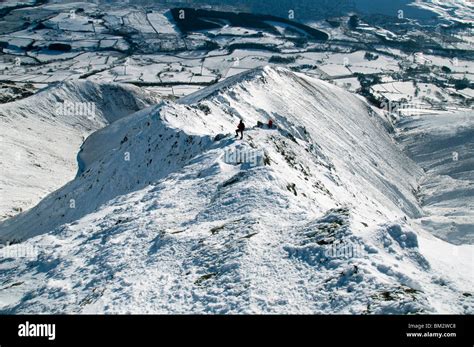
top-left (396, 111), bottom-right (474, 245)
top-left (0, 80), bottom-right (159, 221)
top-left (0, 66), bottom-right (472, 314)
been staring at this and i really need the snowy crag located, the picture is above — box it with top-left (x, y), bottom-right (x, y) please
top-left (0, 66), bottom-right (472, 314)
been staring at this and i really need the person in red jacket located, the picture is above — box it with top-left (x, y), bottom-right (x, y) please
top-left (235, 119), bottom-right (245, 139)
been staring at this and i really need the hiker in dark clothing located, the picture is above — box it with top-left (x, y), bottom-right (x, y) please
top-left (235, 120), bottom-right (245, 139)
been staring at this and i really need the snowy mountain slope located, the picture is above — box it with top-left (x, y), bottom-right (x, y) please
top-left (0, 67), bottom-right (472, 314)
top-left (395, 111), bottom-right (474, 245)
top-left (0, 81), bottom-right (159, 221)
top-left (413, 0), bottom-right (474, 24)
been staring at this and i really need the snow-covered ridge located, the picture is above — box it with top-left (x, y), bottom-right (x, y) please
top-left (0, 66), bottom-right (472, 314)
top-left (0, 66), bottom-right (422, 240)
top-left (0, 80), bottom-right (159, 220)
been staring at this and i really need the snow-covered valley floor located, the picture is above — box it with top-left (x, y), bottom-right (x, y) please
top-left (0, 66), bottom-right (472, 314)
